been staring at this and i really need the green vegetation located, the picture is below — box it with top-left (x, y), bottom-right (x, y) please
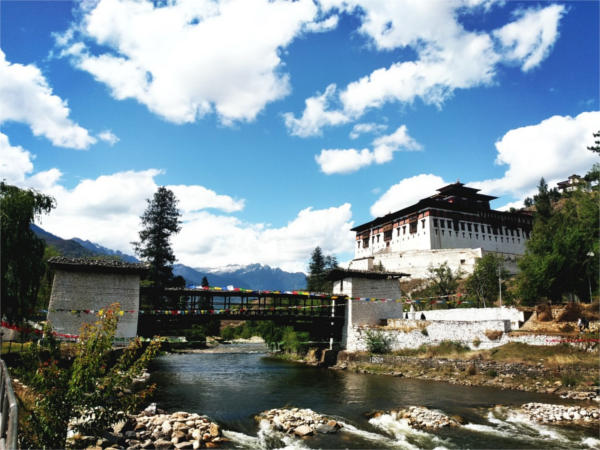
top-left (306, 246), bottom-right (338, 293)
top-left (221, 321), bottom-right (310, 354)
top-left (14, 305), bottom-right (161, 449)
top-left (560, 371), bottom-right (581, 388)
top-left (1, 182), bottom-right (55, 322)
top-left (466, 253), bottom-right (508, 307)
top-left (518, 179), bottom-right (599, 304)
top-left (134, 187), bottom-right (183, 299)
top-left (364, 329), bottom-right (391, 354)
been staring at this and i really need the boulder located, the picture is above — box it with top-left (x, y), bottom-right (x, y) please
top-left (294, 425), bottom-right (313, 437)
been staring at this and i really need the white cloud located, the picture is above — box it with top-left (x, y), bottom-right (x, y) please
top-left (316, 125), bottom-right (420, 174)
top-left (349, 122), bottom-right (387, 139)
top-left (97, 130), bottom-right (119, 145)
top-left (283, 84), bottom-right (350, 137)
top-left (304, 14), bottom-right (339, 33)
top-left (0, 50), bottom-right (95, 149)
top-left (12, 150), bottom-right (352, 273)
top-left (286, 2), bottom-right (565, 136)
top-left (58, 0), bottom-right (328, 125)
top-left (370, 174), bottom-right (447, 217)
top-left (493, 5), bottom-right (566, 72)
top-left (175, 203), bottom-right (354, 272)
top-left (0, 133), bottom-right (34, 184)
top-left (473, 111), bottom-right (600, 198)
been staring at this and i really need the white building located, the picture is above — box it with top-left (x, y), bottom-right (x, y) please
top-left (349, 182), bottom-right (533, 278)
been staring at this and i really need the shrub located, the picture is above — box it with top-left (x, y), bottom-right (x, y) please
top-left (221, 326), bottom-right (236, 340)
top-left (365, 329), bottom-right (391, 354)
top-left (472, 338), bottom-right (481, 348)
top-left (485, 330), bottom-right (503, 341)
top-left (467, 364), bottom-right (477, 376)
top-left (16, 304), bottom-right (161, 449)
top-left (486, 368), bottom-right (498, 378)
top-left (559, 323), bottom-right (574, 333)
top-left (280, 327), bottom-right (309, 354)
top-left (561, 371), bottom-right (581, 387)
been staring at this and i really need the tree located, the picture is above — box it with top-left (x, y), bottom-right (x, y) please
top-left (0, 182), bottom-right (55, 321)
top-left (466, 254), bottom-right (508, 307)
top-left (426, 262), bottom-right (462, 297)
top-left (306, 246), bottom-right (338, 292)
top-left (17, 305), bottom-right (161, 449)
top-left (534, 177), bottom-right (552, 220)
top-left (201, 276), bottom-right (209, 287)
top-left (133, 187), bottom-right (181, 291)
top-left (587, 130), bottom-right (600, 154)
top-left (518, 189), bottom-right (599, 304)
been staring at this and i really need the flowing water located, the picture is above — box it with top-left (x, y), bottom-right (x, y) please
top-left (149, 344), bottom-right (599, 449)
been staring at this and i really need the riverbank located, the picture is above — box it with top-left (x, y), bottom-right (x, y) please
top-left (331, 342), bottom-right (600, 400)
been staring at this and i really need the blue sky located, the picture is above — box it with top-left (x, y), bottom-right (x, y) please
top-left (1, 0), bottom-right (598, 272)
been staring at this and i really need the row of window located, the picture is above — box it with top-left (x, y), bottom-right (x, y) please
top-left (432, 218), bottom-right (525, 237)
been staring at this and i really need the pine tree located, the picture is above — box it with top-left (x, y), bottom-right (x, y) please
top-left (306, 247), bottom-right (338, 292)
top-left (587, 130), bottom-right (600, 154)
top-left (133, 187), bottom-right (181, 290)
top-left (201, 276), bottom-right (209, 287)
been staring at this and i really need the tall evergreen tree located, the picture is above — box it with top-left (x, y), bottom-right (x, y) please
top-left (201, 276), bottom-right (209, 287)
top-left (0, 182), bottom-right (55, 321)
top-left (306, 247), bottom-right (338, 292)
top-left (587, 130), bottom-right (600, 154)
top-left (133, 187), bottom-right (181, 290)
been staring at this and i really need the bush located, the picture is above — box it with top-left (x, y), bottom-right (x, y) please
top-left (466, 364), bottom-right (477, 376)
top-left (556, 302), bottom-right (582, 322)
top-left (427, 340), bottom-right (470, 356)
top-left (472, 338), bottom-right (481, 348)
top-left (486, 368), bottom-right (498, 378)
top-left (365, 329), bottom-right (391, 354)
top-left (561, 371), bottom-right (581, 387)
top-left (484, 330), bottom-right (503, 341)
top-left (221, 326), bottom-right (236, 340)
top-left (280, 327), bottom-right (308, 354)
top-left (16, 304), bottom-right (161, 449)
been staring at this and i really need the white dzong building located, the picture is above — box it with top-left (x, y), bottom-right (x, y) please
top-left (349, 182), bottom-right (533, 278)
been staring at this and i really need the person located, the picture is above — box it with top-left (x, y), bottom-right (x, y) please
top-left (420, 312), bottom-right (426, 320)
top-left (577, 317), bottom-right (583, 331)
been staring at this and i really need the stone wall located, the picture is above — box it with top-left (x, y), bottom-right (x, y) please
top-left (348, 319), bottom-right (511, 351)
top-left (394, 307), bottom-right (525, 329)
top-left (47, 270), bottom-right (140, 339)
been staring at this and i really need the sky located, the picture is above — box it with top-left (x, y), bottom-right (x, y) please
top-left (1, 0), bottom-right (598, 273)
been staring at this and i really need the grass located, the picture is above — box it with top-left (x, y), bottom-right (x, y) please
top-left (393, 340), bottom-right (470, 358)
top-left (476, 342), bottom-right (599, 368)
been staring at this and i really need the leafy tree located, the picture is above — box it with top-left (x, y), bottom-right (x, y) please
top-left (16, 304), bottom-right (162, 449)
top-left (426, 262), bottom-right (462, 297)
top-left (0, 182), bottom-right (55, 321)
top-left (518, 189), bottom-right (599, 304)
top-left (588, 130), bottom-right (600, 154)
top-left (466, 254), bottom-right (508, 307)
top-left (534, 177), bottom-right (552, 220)
top-left (306, 246), bottom-right (338, 292)
top-left (133, 187), bottom-right (181, 292)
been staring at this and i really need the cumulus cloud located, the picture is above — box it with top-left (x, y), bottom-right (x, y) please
top-left (285, 2), bottom-right (565, 136)
top-left (349, 122), bottom-right (387, 139)
top-left (10, 146), bottom-right (352, 273)
top-left (58, 0), bottom-right (329, 125)
top-left (316, 125), bottom-right (420, 174)
top-left (493, 5), bottom-right (566, 72)
top-left (0, 50), bottom-right (95, 149)
top-left (473, 111), bottom-right (600, 199)
top-left (283, 84), bottom-right (350, 137)
top-left (97, 130), bottom-right (119, 145)
top-left (370, 174), bottom-right (447, 217)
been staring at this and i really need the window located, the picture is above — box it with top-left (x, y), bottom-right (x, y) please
top-left (433, 218), bottom-right (438, 227)
top-left (435, 229), bottom-right (439, 235)
top-left (403, 225), bottom-right (406, 235)
top-left (467, 223), bottom-right (472, 232)
top-left (516, 229), bottom-right (520, 237)
top-left (421, 219), bottom-right (426, 229)
top-left (460, 222), bottom-right (465, 231)
top-left (363, 239), bottom-right (369, 248)
top-left (440, 220), bottom-right (445, 228)
top-left (384, 230), bottom-right (392, 241)
top-left (469, 233), bottom-right (472, 239)
top-left (409, 221), bottom-right (418, 234)
top-left (487, 226), bottom-right (492, 233)
top-left (376, 235), bottom-right (380, 242)
top-left (448, 220), bottom-right (452, 228)
top-left (474, 224), bottom-right (478, 232)
top-left (460, 259), bottom-right (465, 264)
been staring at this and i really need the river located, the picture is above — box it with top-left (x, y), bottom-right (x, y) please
top-left (149, 343), bottom-right (599, 449)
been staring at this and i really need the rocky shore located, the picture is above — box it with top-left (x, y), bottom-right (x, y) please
top-left (372, 406), bottom-right (461, 430)
top-left (73, 404), bottom-right (228, 449)
top-left (520, 403), bottom-right (600, 425)
top-left (333, 352), bottom-right (600, 400)
top-left (256, 408), bottom-right (343, 436)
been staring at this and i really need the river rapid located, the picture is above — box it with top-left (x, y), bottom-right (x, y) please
top-left (149, 343), bottom-right (599, 449)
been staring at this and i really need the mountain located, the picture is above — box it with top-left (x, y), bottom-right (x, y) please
top-left (30, 224), bottom-right (99, 258)
top-left (31, 224), bottom-right (306, 291)
top-left (173, 263), bottom-right (306, 291)
top-left (72, 238), bottom-right (139, 263)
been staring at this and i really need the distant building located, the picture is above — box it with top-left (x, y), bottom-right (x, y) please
top-left (349, 182), bottom-right (533, 278)
top-left (557, 174), bottom-right (585, 193)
